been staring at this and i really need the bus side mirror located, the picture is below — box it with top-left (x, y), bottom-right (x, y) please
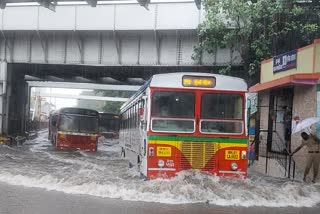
top-left (140, 120), bottom-right (147, 129)
top-left (138, 107), bottom-right (144, 119)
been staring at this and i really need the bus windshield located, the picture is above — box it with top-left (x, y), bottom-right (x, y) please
top-left (100, 119), bottom-right (120, 132)
top-left (200, 93), bottom-right (243, 134)
top-left (59, 114), bottom-right (99, 134)
top-left (151, 91), bottom-right (195, 133)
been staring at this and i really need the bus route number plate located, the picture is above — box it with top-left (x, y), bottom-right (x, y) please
top-left (157, 147), bottom-right (171, 157)
top-left (225, 150), bottom-right (240, 160)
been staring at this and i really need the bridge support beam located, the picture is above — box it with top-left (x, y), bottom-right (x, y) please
top-left (0, 61), bottom-right (7, 135)
top-left (0, 62), bottom-right (28, 135)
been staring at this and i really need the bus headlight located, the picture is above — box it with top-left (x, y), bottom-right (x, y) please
top-left (58, 134), bottom-right (66, 139)
top-left (241, 151), bottom-right (247, 159)
top-left (231, 162), bottom-right (238, 171)
top-left (158, 159), bottom-right (165, 168)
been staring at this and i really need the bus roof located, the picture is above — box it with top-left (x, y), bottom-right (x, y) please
top-left (51, 107), bottom-right (99, 117)
top-left (150, 72), bottom-right (247, 91)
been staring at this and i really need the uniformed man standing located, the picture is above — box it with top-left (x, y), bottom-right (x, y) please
top-left (290, 132), bottom-right (320, 183)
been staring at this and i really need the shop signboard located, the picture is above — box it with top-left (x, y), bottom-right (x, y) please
top-left (247, 93), bottom-right (258, 115)
top-left (273, 50), bottom-right (297, 73)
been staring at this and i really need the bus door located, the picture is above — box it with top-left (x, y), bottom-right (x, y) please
top-left (139, 96), bottom-right (148, 176)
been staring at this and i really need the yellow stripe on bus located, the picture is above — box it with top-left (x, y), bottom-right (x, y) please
top-left (148, 140), bottom-right (247, 152)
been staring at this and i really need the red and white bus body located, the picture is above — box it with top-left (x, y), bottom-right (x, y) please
top-left (119, 73), bottom-right (248, 180)
top-left (48, 108), bottom-right (99, 152)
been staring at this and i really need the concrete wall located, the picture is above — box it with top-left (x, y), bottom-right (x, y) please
top-left (0, 62), bottom-right (7, 135)
top-left (2, 63), bottom-right (29, 135)
top-left (315, 40), bottom-right (320, 73)
top-left (291, 85), bottom-right (317, 180)
top-left (258, 90), bottom-right (270, 156)
top-left (0, 3), bottom-right (202, 31)
top-left (261, 44), bottom-right (315, 84)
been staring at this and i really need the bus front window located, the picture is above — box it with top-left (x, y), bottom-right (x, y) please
top-left (59, 115), bottom-right (79, 132)
top-left (99, 119), bottom-right (119, 132)
top-left (80, 117), bottom-right (99, 133)
top-left (59, 114), bottom-right (98, 133)
top-left (200, 93), bottom-right (243, 134)
top-left (151, 91), bottom-right (195, 133)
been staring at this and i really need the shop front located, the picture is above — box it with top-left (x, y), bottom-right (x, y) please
top-left (249, 39), bottom-right (320, 173)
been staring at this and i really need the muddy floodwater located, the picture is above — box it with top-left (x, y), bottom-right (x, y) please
top-left (0, 131), bottom-right (320, 213)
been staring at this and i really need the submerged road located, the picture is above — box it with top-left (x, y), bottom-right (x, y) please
top-left (0, 131), bottom-right (319, 213)
top-left (1, 182), bottom-right (320, 214)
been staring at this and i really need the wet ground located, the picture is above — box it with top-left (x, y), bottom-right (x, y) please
top-left (1, 182), bottom-right (320, 214)
top-left (0, 131), bottom-right (320, 213)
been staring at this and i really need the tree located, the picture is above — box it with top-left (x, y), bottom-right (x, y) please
top-left (195, 0), bottom-right (320, 85)
top-left (101, 90), bottom-right (134, 114)
top-left (76, 90), bottom-right (134, 114)
top-left (77, 90), bottom-right (105, 111)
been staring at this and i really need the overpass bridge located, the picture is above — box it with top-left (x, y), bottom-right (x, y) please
top-left (0, 1), bottom-right (241, 68)
top-left (0, 0), bottom-right (243, 136)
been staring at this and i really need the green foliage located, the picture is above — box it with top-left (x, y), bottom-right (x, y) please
top-left (77, 90), bottom-right (105, 111)
top-left (100, 90), bottom-right (134, 114)
top-left (76, 90), bottom-right (134, 114)
top-left (195, 0), bottom-right (320, 84)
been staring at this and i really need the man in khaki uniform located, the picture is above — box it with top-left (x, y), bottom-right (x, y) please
top-left (291, 132), bottom-right (320, 183)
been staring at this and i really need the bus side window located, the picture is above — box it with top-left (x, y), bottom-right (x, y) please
top-left (138, 99), bottom-right (146, 129)
top-left (141, 96), bottom-right (147, 131)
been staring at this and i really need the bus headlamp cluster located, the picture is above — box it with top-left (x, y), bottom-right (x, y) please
top-left (231, 162), bottom-right (238, 171)
top-left (241, 151), bottom-right (247, 159)
top-left (58, 134), bottom-right (66, 139)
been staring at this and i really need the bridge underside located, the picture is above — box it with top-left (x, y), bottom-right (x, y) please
top-left (1, 62), bottom-right (243, 136)
top-left (0, 31), bottom-right (242, 67)
top-left (0, 2), bottom-right (244, 136)
top-left (18, 63), bottom-right (243, 82)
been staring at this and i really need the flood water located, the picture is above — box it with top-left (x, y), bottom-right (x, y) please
top-left (0, 131), bottom-right (320, 208)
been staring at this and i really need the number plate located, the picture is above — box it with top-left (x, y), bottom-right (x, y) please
top-left (225, 150), bottom-right (240, 160)
top-left (157, 147), bottom-right (172, 157)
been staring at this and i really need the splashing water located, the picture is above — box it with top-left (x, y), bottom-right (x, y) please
top-left (0, 132), bottom-right (319, 207)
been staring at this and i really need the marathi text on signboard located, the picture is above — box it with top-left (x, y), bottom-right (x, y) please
top-left (273, 50), bottom-right (297, 73)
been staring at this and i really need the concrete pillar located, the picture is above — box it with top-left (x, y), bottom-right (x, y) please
top-left (0, 61), bottom-right (7, 135)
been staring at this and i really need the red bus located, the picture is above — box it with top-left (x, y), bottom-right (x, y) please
top-left (99, 113), bottom-right (120, 139)
top-left (119, 73), bottom-right (248, 179)
top-left (48, 108), bottom-right (99, 152)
